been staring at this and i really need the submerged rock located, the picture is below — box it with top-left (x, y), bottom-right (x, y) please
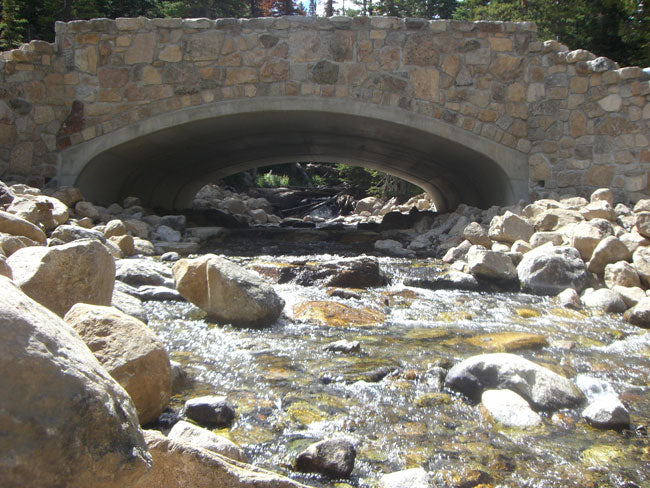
top-left (379, 467), bottom-right (430, 488)
top-left (293, 301), bottom-right (385, 327)
top-left (295, 438), bottom-right (356, 478)
top-left (444, 353), bottom-right (584, 411)
top-left (324, 340), bottom-right (361, 353)
top-left (466, 332), bottom-right (548, 352)
top-left (64, 304), bottom-right (172, 426)
top-left (183, 395), bottom-right (236, 427)
top-left (517, 245), bottom-right (588, 296)
top-left (481, 389), bottom-right (542, 428)
top-left (172, 254), bottom-right (284, 327)
top-left (167, 420), bottom-right (247, 462)
top-left (7, 239), bottom-right (115, 316)
top-left (0, 277), bottom-right (151, 487)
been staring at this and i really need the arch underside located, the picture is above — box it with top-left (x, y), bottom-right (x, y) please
top-left (61, 98), bottom-right (529, 212)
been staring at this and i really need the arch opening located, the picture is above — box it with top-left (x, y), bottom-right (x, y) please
top-left (59, 98), bottom-right (529, 213)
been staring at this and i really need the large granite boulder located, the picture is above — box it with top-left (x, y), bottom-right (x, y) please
top-left (7, 239), bottom-right (115, 316)
top-left (172, 254), bottom-right (285, 326)
top-left (134, 430), bottom-right (309, 488)
top-left (444, 353), bottom-right (585, 411)
top-left (64, 304), bottom-right (172, 425)
top-left (0, 276), bottom-right (151, 487)
top-left (517, 245), bottom-right (588, 295)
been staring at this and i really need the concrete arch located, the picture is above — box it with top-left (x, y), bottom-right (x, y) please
top-left (58, 97), bottom-right (528, 212)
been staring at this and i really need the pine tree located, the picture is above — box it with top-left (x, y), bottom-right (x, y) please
top-left (0, 0), bottom-right (26, 49)
top-left (308, 0), bottom-right (317, 15)
top-left (324, 0), bottom-right (334, 16)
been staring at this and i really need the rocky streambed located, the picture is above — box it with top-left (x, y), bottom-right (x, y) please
top-left (2, 178), bottom-right (650, 487)
top-left (143, 246), bottom-right (650, 488)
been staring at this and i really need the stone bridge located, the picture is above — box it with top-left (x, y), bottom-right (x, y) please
top-left (0, 16), bottom-right (648, 211)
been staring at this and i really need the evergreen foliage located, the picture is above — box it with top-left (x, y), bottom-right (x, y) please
top-left (2, 0), bottom-right (647, 66)
top-left (0, 0), bottom-right (26, 49)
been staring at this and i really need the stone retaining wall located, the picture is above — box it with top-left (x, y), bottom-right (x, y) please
top-left (0, 16), bottom-right (648, 205)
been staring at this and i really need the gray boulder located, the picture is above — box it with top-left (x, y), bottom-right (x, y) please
top-left (0, 276), bottom-right (150, 487)
top-left (50, 224), bottom-right (106, 243)
top-left (172, 255), bottom-right (285, 326)
top-left (295, 438), bottom-right (356, 478)
top-left (184, 395), bottom-right (236, 427)
top-left (517, 245), bottom-right (588, 295)
top-left (582, 397), bottom-right (630, 429)
top-left (116, 258), bottom-right (173, 287)
top-left (112, 289), bottom-right (148, 323)
top-left (444, 352), bottom-right (584, 411)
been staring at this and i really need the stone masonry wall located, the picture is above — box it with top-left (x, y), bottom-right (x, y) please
top-left (0, 16), bottom-right (648, 204)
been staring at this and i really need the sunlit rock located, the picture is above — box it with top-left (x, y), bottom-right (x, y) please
top-left (172, 254), bottom-right (284, 326)
top-left (293, 300), bottom-right (385, 327)
top-left (445, 352), bottom-right (584, 411)
top-left (0, 276), bottom-right (151, 487)
top-left (134, 430), bottom-right (308, 488)
top-left (517, 244), bottom-right (588, 296)
top-left (168, 420), bottom-right (247, 463)
top-left (481, 389), bottom-right (542, 428)
top-left (7, 239), bottom-right (115, 316)
top-left (64, 303), bottom-right (172, 425)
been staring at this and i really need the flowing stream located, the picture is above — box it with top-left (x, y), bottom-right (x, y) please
top-left (145, 232), bottom-right (650, 487)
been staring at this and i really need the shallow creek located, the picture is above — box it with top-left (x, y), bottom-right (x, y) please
top-left (145, 237), bottom-right (650, 487)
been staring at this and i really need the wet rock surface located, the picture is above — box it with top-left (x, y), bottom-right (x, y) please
top-left (444, 353), bottom-right (585, 411)
top-left (295, 438), bottom-right (356, 478)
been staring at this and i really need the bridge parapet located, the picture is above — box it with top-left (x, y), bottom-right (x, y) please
top-left (0, 16), bottom-right (648, 206)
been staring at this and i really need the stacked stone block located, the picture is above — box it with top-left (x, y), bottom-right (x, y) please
top-left (0, 16), bottom-right (648, 204)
